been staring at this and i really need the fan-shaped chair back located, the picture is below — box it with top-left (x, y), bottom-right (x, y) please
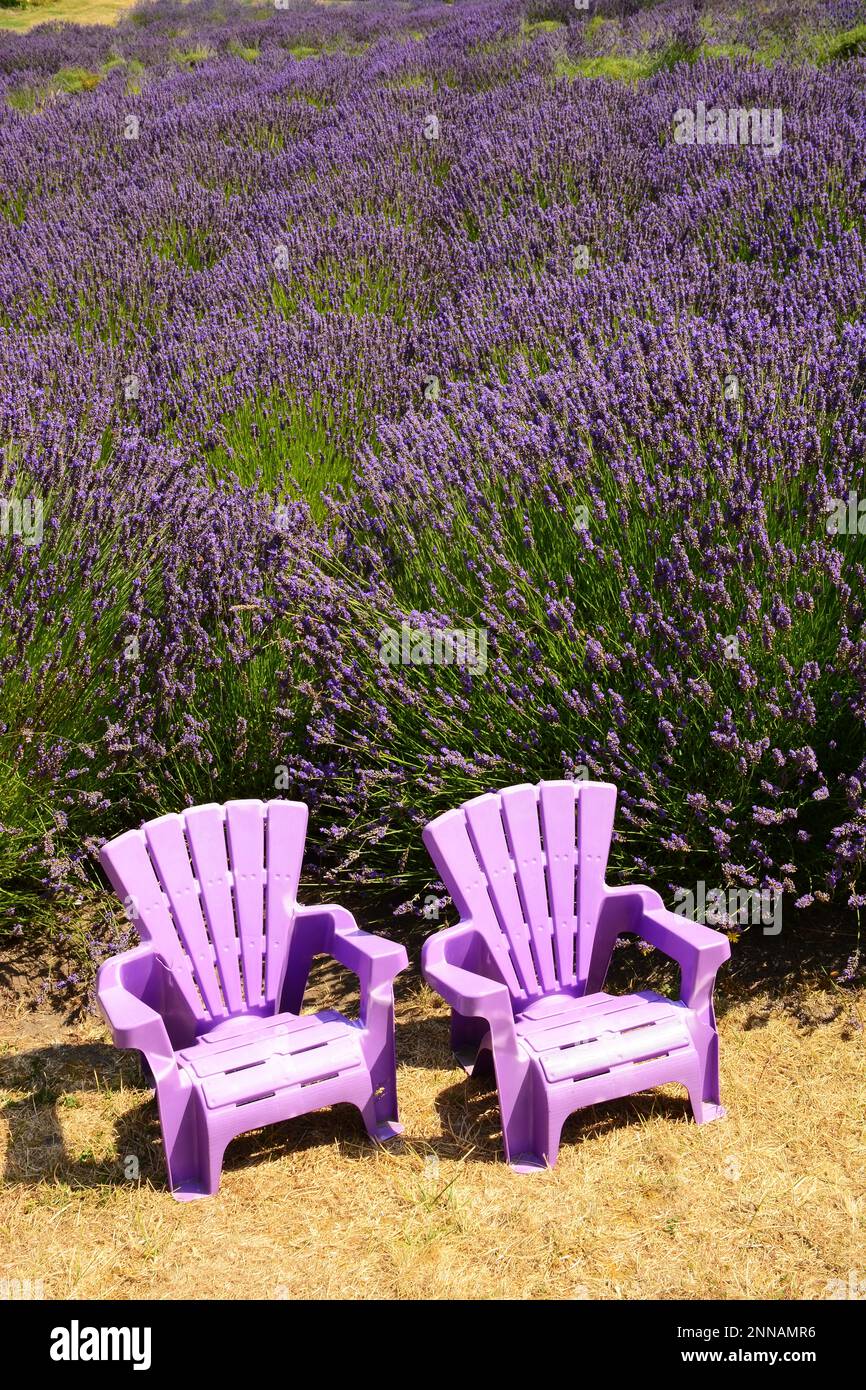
top-left (422, 780), bottom-right (617, 1005)
top-left (100, 799), bottom-right (308, 1024)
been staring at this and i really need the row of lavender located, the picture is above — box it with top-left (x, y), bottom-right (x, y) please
top-left (1, 0), bottom-right (865, 940)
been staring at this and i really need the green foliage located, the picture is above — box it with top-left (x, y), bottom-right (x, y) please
top-left (522, 18), bottom-right (565, 36)
top-left (171, 44), bottom-right (215, 67)
top-left (6, 66), bottom-right (103, 113)
top-left (227, 39), bottom-right (259, 61)
top-left (6, 83), bottom-right (44, 113)
top-left (206, 386), bottom-right (370, 516)
top-left (815, 23), bottom-right (866, 63)
top-left (55, 67), bottom-right (102, 93)
top-left (555, 54), bottom-right (656, 82)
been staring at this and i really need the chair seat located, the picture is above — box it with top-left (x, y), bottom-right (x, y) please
top-left (178, 1009), bottom-right (364, 1111)
top-left (516, 990), bottom-right (694, 1085)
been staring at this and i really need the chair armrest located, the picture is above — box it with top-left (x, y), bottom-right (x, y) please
top-left (639, 905), bottom-right (732, 963)
top-left (283, 903), bottom-right (407, 1022)
top-left (97, 945), bottom-right (177, 1062)
top-left (602, 883), bottom-right (730, 963)
top-left (638, 906), bottom-right (731, 1021)
top-left (422, 924), bottom-right (515, 1029)
top-left (329, 906), bottom-right (408, 987)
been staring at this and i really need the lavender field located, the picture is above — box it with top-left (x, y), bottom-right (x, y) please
top-left (1, 0), bottom-right (866, 957)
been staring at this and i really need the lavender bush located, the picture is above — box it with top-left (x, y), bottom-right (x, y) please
top-left (1, 0), bottom-right (865, 943)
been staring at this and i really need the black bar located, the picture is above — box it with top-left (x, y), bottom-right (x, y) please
top-left (0, 1296), bottom-right (854, 1373)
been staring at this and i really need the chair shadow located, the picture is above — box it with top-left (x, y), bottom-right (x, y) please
top-left (0, 1041), bottom-right (159, 1191)
top-left (2, 1008), bottom-right (699, 1194)
top-left (423, 1068), bottom-right (695, 1167)
top-left (392, 1012), bottom-right (695, 1163)
top-left (0, 1040), bottom-right (397, 1196)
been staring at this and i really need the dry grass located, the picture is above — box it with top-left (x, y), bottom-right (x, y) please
top-left (1, 968), bottom-right (864, 1300)
top-left (0, 0), bottom-right (338, 34)
top-left (0, 0), bottom-right (130, 34)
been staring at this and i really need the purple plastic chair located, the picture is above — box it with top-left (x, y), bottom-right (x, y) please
top-left (97, 799), bottom-right (408, 1200)
top-left (421, 780), bottom-right (730, 1171)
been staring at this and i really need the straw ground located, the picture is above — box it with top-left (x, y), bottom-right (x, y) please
top-left (1, 955), bottom-right (864, 1301)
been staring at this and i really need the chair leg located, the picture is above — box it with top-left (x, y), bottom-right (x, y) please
top-left (540, 1111), bottom-right (563, 1170)
top-left (687, 1033), bottom-right (726, 1124)
top-left (196, 1132), bottom-right (228, 1199)
top-left (166, 1136), bottom-right (225, 1201)
top-left (361, 1013), bottom-right (403, 1142)
top-left (359, 1089), bottom-right (403, 1143)
top-left (499, 1069), bottom-right (548, 1172)
top-left (158, 1088), bottom-right (222, 1201)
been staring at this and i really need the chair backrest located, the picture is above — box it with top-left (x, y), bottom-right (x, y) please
top-left (100, 799), bottom-right (308, 1023)
top-left (423, 780), bottom-right (617, 1005)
